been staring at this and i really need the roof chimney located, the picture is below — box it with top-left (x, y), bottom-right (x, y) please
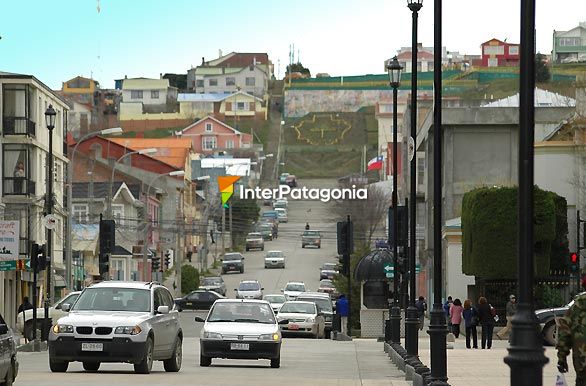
top-left (202, 57), bottom-right (205, 65)
top-left (124, 75), bottom-right (128, 79)
top-left (160, 73), bottom-right (163, 79)
top-left (219, 49), bottom-right (223, 58)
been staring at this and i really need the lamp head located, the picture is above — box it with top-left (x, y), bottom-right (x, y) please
top-left (407, 0), bottom-right (423, 12)
top-left (45, 105), bottom-right (57, 129)
top-left (387, 56), bottom-right (403, 88)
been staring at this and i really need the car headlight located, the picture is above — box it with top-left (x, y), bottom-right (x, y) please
top-left (114, 325), bottom-right (142, 335)
top-left (259, 333), bottom-right (280, 341)
top-left (306, 317), bottom-right (315, 323)
top-left (52, 324), bottom-right (74, 334)
top-left (203, 331), bottom-right (222, 340)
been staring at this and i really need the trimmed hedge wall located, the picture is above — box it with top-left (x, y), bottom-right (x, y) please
top-left (462, 186), bottom-right (566, 279)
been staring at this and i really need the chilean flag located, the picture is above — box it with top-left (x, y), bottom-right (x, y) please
top-left (367, 155), bottom-right (384, 171)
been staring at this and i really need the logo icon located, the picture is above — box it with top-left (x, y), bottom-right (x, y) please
top-left (218, 176), bottom-right (240, 208)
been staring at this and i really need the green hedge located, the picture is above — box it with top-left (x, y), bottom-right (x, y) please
top-left (462, 186), bottom-right (565, 279)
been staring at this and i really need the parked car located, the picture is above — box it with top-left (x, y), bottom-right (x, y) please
top-left (263, 294), bottom-right (287, 314)
top-left (199, 276), bottom-right (227, 296)
top-left (317, 279), bottom-right (339, 299)
top-left (257, 225), bottom-right (273, 241)
top-left (17, 290), bottom-right (81, 341)
top-left (285, 175), bottom-right (297, 188)
top-left (279, 173), bottom-right (290, 185)
top-left (195, 299), bottom-right (283, 368)
top-left (319, 263), bottom-right (339, 280)
top-left (246, 232), bottom-right (265, 251)
top-left (0, 312), bottom-right (18, 385)
top-left (275, 208), bottom-right (288, 223)
top-left (264, 250), bottom-right (286, 269)
top-left (276, 301), bottom-right (325, 339)
top-left (174, 290), bottom-right (225, 311)
top-left (302, 230), bottom-right (322, 248)
top-left (296, 292), bottom-right (335, 338)
top-left (48, 281), bottom-right (182, 374)
top-left (535, 292), bottom-right (585, 345)
top-left (235, 280), bottom-right (264, 300)
top-left (222, 253), bottom-right (245, 274)
top-left (282, 282), bottom-right (306, 300)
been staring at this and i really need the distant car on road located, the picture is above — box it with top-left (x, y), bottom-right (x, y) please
top-left (264, 250), bottom-right (286, 269)
top-left (296, 292), bottom-right (335, 338)
top-left (285, 175), bottom-right (297, 188)
top-left (235, 280), bottom-right (264, 300)
top-left (222, 253), bottom-right (245, 274)
top-left (175, 290), bottom-right (225, 311)
top-left (0, 312), bottom-right (18, 385)
top-left (302, 230), bottom-right (321, 248)
top-left (279, 173), bottom-right (290, 185)
top-left (257, 225), bottom-right (273, 241)
top-left (535, 292), bottom-right (586, 346)
top-left (260, 218), bottom-right (279, 238)
top-left (282, 282), bottom-right (306, 300)
top-left (245, 232), bottom-right (265, 251)
top-left (273, 199), bottom-right (288, 210)
top-left (319, 263), bottom-right (339, 280)
top-left (317, 279), bottom-right (339, 299)
top-left (276, 301), bottom-right (325, 339)
top-left (263, 294), bottom-right (287, 314)
top-left (199, 276), bottom-right (227, 296)
top-left (275, 208), bottom-right (288, 223)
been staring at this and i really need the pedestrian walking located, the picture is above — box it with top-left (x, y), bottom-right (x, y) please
top-left (496, 294), bottom-right (517, 341)
top-left (449, 298), bottom-right (463, 338)
top-left (415, 296), bottom-right (427, 331)
top-left (17, 296), bottom-right (33, 314)
top-left (462, 299), bottom-right (478, 349)
top-left (476, 296), bottom-right (495, 349)
top-left (336, 294), bottom-right (349, 336)
top-left (443, 296), bottom-right (453, 332)
top-left (556, 276), bottom-right (586, 386)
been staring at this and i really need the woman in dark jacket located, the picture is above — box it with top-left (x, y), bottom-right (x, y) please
top-left (476, 296), bottom-right (494, 349)
top-left (462, 299), bottom-right (478, 349)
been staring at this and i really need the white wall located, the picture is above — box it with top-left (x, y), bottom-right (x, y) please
top-left (444, 235), bottom-right (475, 301)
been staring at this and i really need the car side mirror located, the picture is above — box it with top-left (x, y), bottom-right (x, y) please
top-left (157, 306), bottom-right (170, 314)
top-left (278, 319), bottom-right (289, 325)
top-left (261, 288), bottom-right (265, 291)
top-left (234, 289), bottom-right (238, 291)
top-left (62, 303), bottom-right (71, 312)
top-left (280, 289), bottom-right (284, 292)
top-left (194, 316), bottom-right (205, 323)
top-left (0, 324), bottom-right (8, 335)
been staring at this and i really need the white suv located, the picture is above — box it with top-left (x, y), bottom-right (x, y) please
top-left (48, 281), bottom-right (182, 374)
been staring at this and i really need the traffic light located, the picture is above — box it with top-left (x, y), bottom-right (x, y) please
top-left (16, 259), bottom-right (25, 271)
top-left (570, 252), bottom-right (579, 273)
top-left (99, 252), bottom-right (110, 277)
top-left (30, 243), bottom-right (47, 272)
top-left (389, 206), bottom-right (409, 247)
top-left (152, 256), bottom-right (161, 272)
top-left (164, 251), bottom-right (171, 269)
top-left (337, 221), bottom-right (354, 256)
top-left (99, 219), bottom-right (116, 255)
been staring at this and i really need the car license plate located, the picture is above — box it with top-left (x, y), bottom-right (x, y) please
top-left (81, 343), bottom-right (103, 352)
top-left (230, 343), bottom-right (249, 350)
top-left (288, 323), bottom-right (299, 330)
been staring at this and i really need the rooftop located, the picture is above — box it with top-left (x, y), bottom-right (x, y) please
top-left (108, 137), bottom-right (193, 169)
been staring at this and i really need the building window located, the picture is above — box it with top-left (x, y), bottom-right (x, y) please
top-left (226, 77), bottom-right (236, 86)
top-left (131, 90), bottom-right (143, 99)
top-left (417, 156), bottom-right (425, 185)
top-left (236, 102), bottom-right (248, 111)
top-left (245, 77), bottom-right (255, 86)
top-left (209, 79), bottom-right (218, 86)
top-left (112, 204), bottom-right (124, 226)
top-left (508, 46), bottom-right (519, 55)
top-left (151, 90), bottom-right (159, 99)
top-left (196, 79), bottom-right (204, 88)
top-left (205, 122), bottom-right (213, 132)
top-left (2, 144), bottom-right (30, 195)
top-left (559, 37), bottom-right (581, 46)
top-left (225, 139), bottom-right (234, 149)
top-left (484, 45), bottom-right (504, 55)
top-left (202, 137), bottom-right (217, 150)
top-left (379, 104), bottom-right (392, 113)
top-left (72, 204), bottom-right (89, 223)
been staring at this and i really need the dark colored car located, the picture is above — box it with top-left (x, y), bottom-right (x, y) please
top-left (0, 312), bottom-right (18, 385)
top-left (174, 290), bottom-right (225, 310)
top-left (222, 253), bottom-right (245, 274)
top-left (319, 263), bottom-right (339, 280)
top-left (535, 292), bottom-right (585, 346)
top-left (285, 175), bottom-right (297, 187)
top-left (258, 224), bottom-right (273, 241)
top-left (199, 276), bottom-right (227, 296)
top-left (302, 230), bottom-right (321, 248)
top-left (260, 218), bottom-right (278, 238)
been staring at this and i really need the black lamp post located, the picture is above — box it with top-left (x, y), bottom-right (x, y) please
top-left (427, 0), bottom-right (449, 384)
top-left (387, 56), bottom-right (402, 344)
top-left (405, 0), bottom-right (422, 358)
top-left (503, 0), bottom-right (548, 384)
top-left (43, 104), bottom-right (56, 341)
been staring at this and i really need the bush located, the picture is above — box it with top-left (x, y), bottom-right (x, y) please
top-left (181, 265), bottom-right (199, 295)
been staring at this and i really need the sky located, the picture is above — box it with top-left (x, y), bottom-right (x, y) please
top-left (1, 0), bottom-right (584, 89)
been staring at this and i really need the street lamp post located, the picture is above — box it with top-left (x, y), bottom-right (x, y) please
top-left (66, 127), bottom-right (123, 290)
top-left (428, 0), bottom-right (449, 384)
top-left (503, 1), bottom-right (548, 384)
top-left (387, 56), bottom-right (402, 344)
top-left (43, 105), bottom-right (56, 341)
top-left (405, 0), bottom-right (423, 359)
top-left (108, 148), bottom-right (157, 219)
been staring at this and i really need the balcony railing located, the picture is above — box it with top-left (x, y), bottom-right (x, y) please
top-left (2, 117), bottom-right (36, 136)
top-left (3, 178), bottom-right (36, 196)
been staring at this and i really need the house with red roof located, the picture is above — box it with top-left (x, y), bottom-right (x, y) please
top-left (180, 115), bottom-right (253, 154)
top-left (480, 38), bottom-right (520, 67)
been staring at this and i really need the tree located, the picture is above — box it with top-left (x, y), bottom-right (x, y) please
top-left (181, 264), bottom-right (200, 294)
top-left (535, 53), bottom-right (551, 83)
top-left (228, 198), bottom-right (260, 247)
top-left (286, 62), bottom-right (311, 77)
top-left (332, 185), bottom-right (390, 246)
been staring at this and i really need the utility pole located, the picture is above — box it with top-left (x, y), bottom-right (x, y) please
top-left (229, 204), bottom-right (233, 249)
top-left (221, 206), bottom-right (225, 254)
top-left (176, 188), bottom-right (184, 295)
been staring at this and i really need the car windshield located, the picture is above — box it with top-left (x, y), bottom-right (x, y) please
top-left (73, 288), bottom-right (150, 312)
top-left (285, 283), bottom-right (305, 292)
top-left (239, 282), bottom-right (260, 291)
top-left (304, 231), bottom-right (320, 237)
top-left (247, 233), bottom-right (262, 238)
top-left (208, 302), bottom-right (275, 324)
top-left (223, 254), bottom-right (243, 261)
top-left (266, 251), bottom-right (283, 258)
top-left (201, 278), bottom-right (222, 286)
top-left (320, 281), bottom-right (334, 288)
top-left (279, 302), bottom-right (316, 314)
top-left (297, 297), bottom-right (333, 313)
top-left (322, 264), bottom-right (337, 270)
top-left (264, 295), bottom-right (286, 303)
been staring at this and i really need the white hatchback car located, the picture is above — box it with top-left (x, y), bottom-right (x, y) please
top-left (48, 281), bottom-right (182, 374)
top-left (282, 282), bottom-right (306, 300)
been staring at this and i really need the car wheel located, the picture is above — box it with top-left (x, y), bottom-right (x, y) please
top-left (543, 322), bottom-right (557, 346)
top-left (49, 359), bottom-right (69, 373)
top-left (246, 247), bottom-right (249, 251)
top-left (134, 336), bottom-right (154, 374)
top-left (200, 352), bottom-right (212, 367)
top-left (3, 361), bottom-right (13, 386)
top-left (318, 245), bottom-right (321, 249)
top-left (240, 268), bottom-right (244, 274)
top-left (163, 336), bottom-right (182, 372)
top-left (261, 247), bottom-right (265, 251)
top-left (325, 330), bottom-right (331, 339)
top-left (82, 362), bottom-right (100, 372)
top-left (270, 356), bottom-right (280, 368)
top-left (302, 244), bottom-right (305, 248)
